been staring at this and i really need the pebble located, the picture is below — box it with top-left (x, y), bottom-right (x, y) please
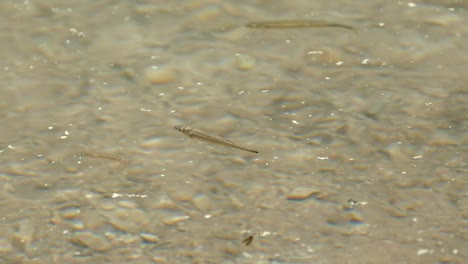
top-left (103, 208), bottom-right (150, 233)
top-left (348, 223), bottom-right (370, 235)
top-left (153, 195), bottom-right (179, 210)
top-left (385, 206), bottom-right (410, 218)
top-left (420, 9), bottom-right (462, 26)
top-left (145, 66), bottom-right (177, 84)
top-left (383, 142), bottom-right (409, 162)
top-left (0, 237), bottom-right (12, 253)
top-left (192, 5), bottom-right (221, 22)
top-left (128, 249), bottom-right (143, 260)
top-left (286, 187), bottom-right (320, 200)
top-left (228, 194), bottom-right (245, 208)
top-left (168, 185), bottom-right (195, 202)
top-left (429, 131), bottom-right (458, 146)
top-left (73, 231), bottom-right (111, 252)
top-left (52, 188), bottom-right (82, 203)
top-left (347, 211), bottom-right (364, 224)
top-left (69, 219), bottom-right (85, 230)
top-left (100, 200), bottom-right (117, 210)
top-left (304, 48), bottom-right (343, 66)
top-left (327, 223), bottom-right (370, 236)
top-left (120, 234), bottom-right (139, 244)
top-left (60, 207), bottom-right (81, 219)
top-left (140, 232), bottom-right (160, 243)
top-left (13, 219), bottom-right (35, 247)
top-left (118, 200), bottom-right (138, 209)
top-left (152, 256), bottom-right (168, 264)
top-left (438, 255), bottom-right (456, 263)
top-left (192, 193), bottom-right (214, 212)
top-left (162, 215), bottom-right (190, 225)
top-left (235, 53), bottom-right (256, 70)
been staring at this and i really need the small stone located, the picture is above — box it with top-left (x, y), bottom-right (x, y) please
top-left (120, 234), bottom-right (139, 244)
top-left (286, 187), bottom-right (320, 200)
top-left (304, 48), bottom-right (343, 66)
top-left (140, 232), bottom-right (160, 243)
top-left (118, 200), bottom-right (138, 209)
top-left (429, 131), bottom-right (458, 146)
top-left (145, 66), bottom-right (177, 84)
top-left (154, 195), bottom-right (179, 210)
top-left (386, 207), bottom-right (410, 218)
top-left (52, 189), bottom-right (82, 202)
top-left (13, 219), bottom-right (35, 247)
top-left (162, 215), bottom-right (190, 225)
top-left (384, 142), bottom-right (409, 162)
top-left (99, 200), bottom-right (117, 210)
top-left (423, 12), bottom-right (461, 26)
top-left (438, 255), bottom-right (455, 263)
top-left (192, 5), bottom-right (221, 22)
top-left (347, 211), bottom-right (364, 224)
top-left (228, 194), bottom-right (245, 208)
top-left (103, 208), bottom-right (149, 233)
top-left (128, 249), bottom-right (143, 260)
top-left (61, 207), bottom-right (81, 219)
top-left (69, 219), bottom-right (85, 230)
top-left (152, 256), bottom-right (168, 264)
top-left (73, 231), bottom-right (111, 252)
top-left (168, 185), bottom-right (195, 202)
top-left (0, 238), bottom-right (12, 253)
top-left (235, 54), bottom-right (256, 70)
top-left (348, 223), bottom-right (370, 235)
top-left (192, 193), bottom-right (214, 212)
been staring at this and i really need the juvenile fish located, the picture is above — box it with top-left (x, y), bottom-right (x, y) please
top-left (174, 125), bottom-right (259, 154)
top-left (245, 20), bottom-right (354, 31)
top-left (242, 235), bottom-right (254, 246)
top-left (80, 151), bottom-right (128, 167)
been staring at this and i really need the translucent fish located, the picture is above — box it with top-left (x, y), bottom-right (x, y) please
top-left (174, 125), bottom-right (258, 154)
top-left (245, 20), bottom-right (354, 31)
top-left (80, 151), bottom-right (128, 167)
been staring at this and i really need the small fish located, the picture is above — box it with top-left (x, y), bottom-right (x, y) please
top-left (80, 151), bottom-right (128, 167)
top-left (174, 125), bottom-right (258, 154)
top-left (242, 235), bottom-right (253, 246)
top-left (245, 20), bottom-right (354, 31)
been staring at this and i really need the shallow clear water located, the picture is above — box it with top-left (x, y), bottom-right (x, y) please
top-left (0, 0), bottom-right (466, 263)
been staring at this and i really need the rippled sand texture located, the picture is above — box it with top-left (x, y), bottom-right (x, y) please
top-left (0, 0), bottom-right (467, 263)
